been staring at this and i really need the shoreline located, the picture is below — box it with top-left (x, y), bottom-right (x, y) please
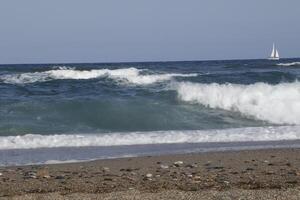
top-left (1, 148), bottom-right (300, 199)
top-left (2, 138), bottom-right (300, 167)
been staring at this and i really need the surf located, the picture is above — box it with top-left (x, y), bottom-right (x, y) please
top-left (277, 62), bottom-right (300, 67)
top-left (0, 67), bottom-right (197, 85)
top-left (173, 81), bottom-right (300, 124)
top-left (1, 126), bottom-right (300, 150)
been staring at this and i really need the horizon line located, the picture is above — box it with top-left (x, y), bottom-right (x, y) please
top-left (0, 57), bottom-right (298, 66)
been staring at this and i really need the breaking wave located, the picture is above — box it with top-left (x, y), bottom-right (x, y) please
top-left (0, 67), bottom-right (197, 85)
top-left (174, 81), bottom-right (300, 124)
top-left (277, 62), bottom-right (300, 67)
top-left (1, 126), bottom-right (300, 149)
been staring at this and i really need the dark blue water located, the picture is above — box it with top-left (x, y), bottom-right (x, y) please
top-left (1, 58), bottom-right (299, 136)
top-left (1, 58), bottom-right (300, 165)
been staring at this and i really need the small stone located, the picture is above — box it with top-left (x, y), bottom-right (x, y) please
top-left (194, 175), bottom-right (201, 181)
top-left (55, 175), bottom-right (65, 180)
top-left (224, 181), bottom-right (230, 185)
top-left (174, 161), bottom-right (184, 167)
top-left (24, 171), bottom-right (37, 179)
top-left (265, 171), bottom-right (275, 175)
top-left (102, 167), bottom-right (110, 172)
top-left (0, 172), bottom-right (2, 176)
top-left (191, 164), bottom-right (198, 168)
top-left (160, 164), bottom-right (169, 169)
top-left (146, 173), bottom-right (153, 178)
top-left (187, 174), bottom-right (193, 178)
top-left (37, 168), bottom-right (50, 179)
top-left (130, 172), bottom-right (136, 175)
top-left (155, 174), bottom-right (161, 177)
top-left (287, 171), bottom-right (297, 175)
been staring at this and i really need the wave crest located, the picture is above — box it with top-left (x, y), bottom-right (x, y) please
top-left (0, 126), bottom-right (299, 149)
top-left (1, 67), bottom-right (197, 85)
top-left (277, 62), bottom-right (300, 67)
top-left (174, 81), bottom-right (300, 124)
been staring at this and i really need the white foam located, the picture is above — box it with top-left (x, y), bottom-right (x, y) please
top-left (1, 67), bottom-right (197, 85)
top-left (44, 159), bottom-right (90, 165)
top-left (174, 81), bottom-right (300, 124)
top-left (0, 126), bottom-right (300, 150)
top-left (277, 62), bottom-right (300, 67)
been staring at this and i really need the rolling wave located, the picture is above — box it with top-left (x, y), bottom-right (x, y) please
top-left (174, 81), bottom-right (300, 124)
top-left (277, 62), bottom-right (300, 67)
top-left (0, 126), bottom-right (299, 149)
top-left (0, 67), bottom-right (197, 85)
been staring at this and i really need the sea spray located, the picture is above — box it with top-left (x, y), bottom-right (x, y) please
top-left (174, 81), bottom-right (300, 124)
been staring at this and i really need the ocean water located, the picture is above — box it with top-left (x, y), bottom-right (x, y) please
top-left (1, 58), bottom-right (300, 165)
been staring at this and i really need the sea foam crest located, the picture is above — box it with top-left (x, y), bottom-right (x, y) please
top-left (0, 126), bottom-right (299, 149)
top-left (174, 81), bottom-right (300, 124)
top-left (277, 62), bottom-right (300, 67)
top-left (1, 67), bottom-right (197, 85)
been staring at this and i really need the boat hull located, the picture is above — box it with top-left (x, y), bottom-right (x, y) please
top-left (268, 57), bottom-right (280, 61)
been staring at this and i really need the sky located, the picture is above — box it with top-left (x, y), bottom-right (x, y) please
top-left (0, 0), bottom-right (299, 64)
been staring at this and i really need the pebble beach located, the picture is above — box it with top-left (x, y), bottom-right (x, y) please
top-left (1, 148), bottom-right (300, 199)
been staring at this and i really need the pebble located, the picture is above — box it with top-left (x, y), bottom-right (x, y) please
top-left (146, 173), bottom-right (153, 178)
top-left (186, 164), bottom-right (198, 168)
top-left (102, 167), bottom-right (110, 172)
top-left (224, 181), bottom-right (230, 185)
top-left (160, 164), bottom-right (169, 169)
top-left (0, 172), bottom-right (2, 176)
top-left (24, 172), bottom-right (37, 179)
top-left (36, 168), bottom-right (50, 179)
top-left (174, 161), bottom-right (184, 167)
top-left (55, 175), bottom-right (65, 180)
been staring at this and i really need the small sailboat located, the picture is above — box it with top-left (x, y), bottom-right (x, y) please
top-left (268, 43), bottom-right (280, 60)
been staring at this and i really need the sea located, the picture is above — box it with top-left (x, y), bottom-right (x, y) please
top-left (1, 59), bottom-right (300, 166)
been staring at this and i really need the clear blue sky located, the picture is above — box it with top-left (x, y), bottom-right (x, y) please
top-left (0, 0), bottom-right (299, 64)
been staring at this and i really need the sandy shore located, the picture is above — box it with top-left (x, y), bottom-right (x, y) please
top-left (1, 148), bottom-right (300, 199)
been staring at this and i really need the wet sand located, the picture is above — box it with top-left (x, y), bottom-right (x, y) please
top-left (1, 148), bottom-right (300, 199)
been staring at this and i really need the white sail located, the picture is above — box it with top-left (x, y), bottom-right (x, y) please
top-left (275, 49), bottom-right (279, 58)
top-left (270, 44), bottom-right (276, 58)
